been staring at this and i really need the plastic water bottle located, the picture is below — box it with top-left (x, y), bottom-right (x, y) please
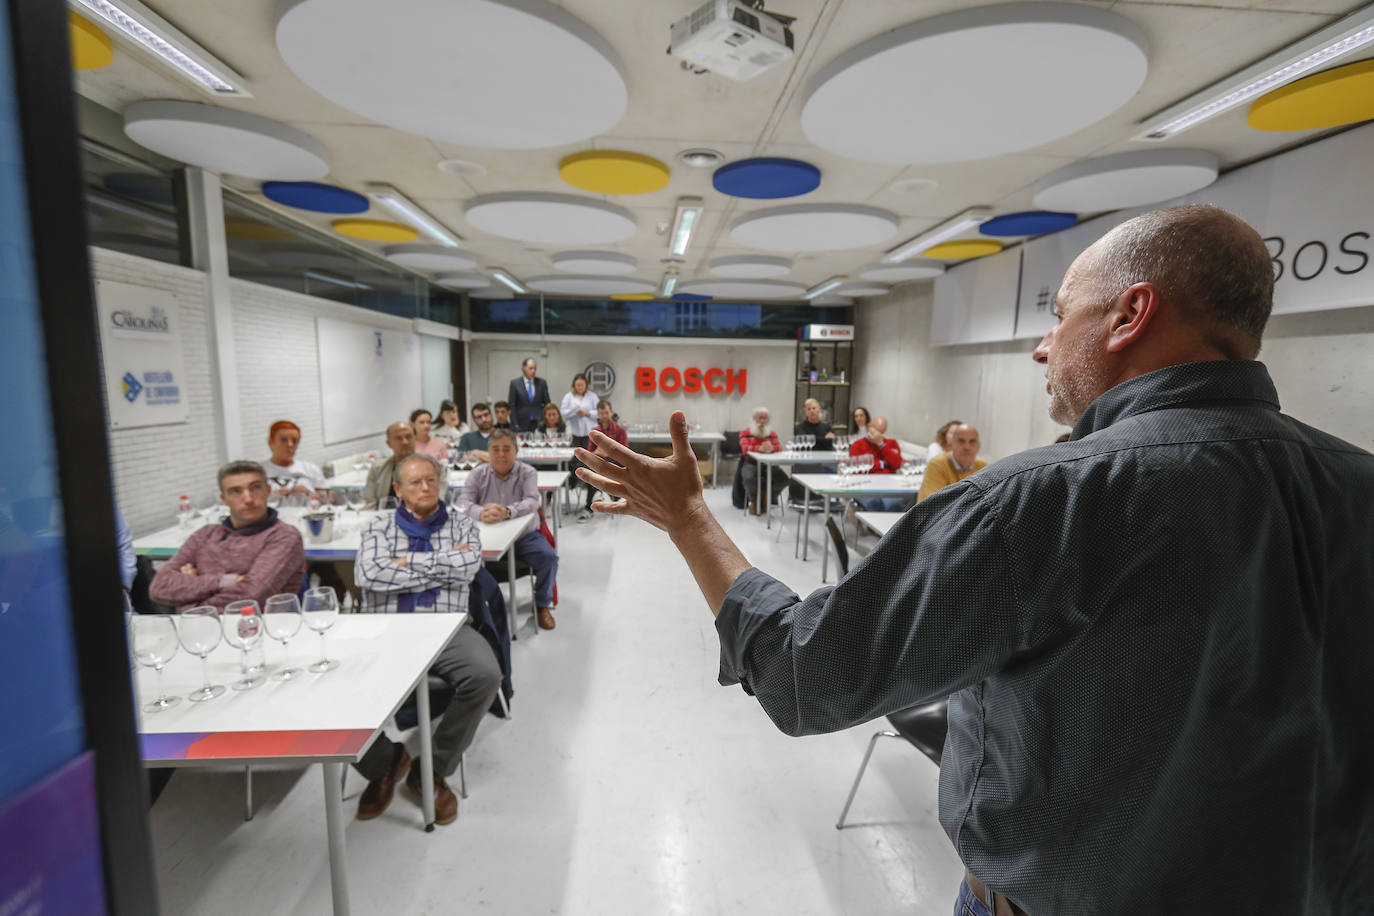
top-left (239, 609), bottom-right (265, 674)
top-left (177, 495), bottom-right (193, 528)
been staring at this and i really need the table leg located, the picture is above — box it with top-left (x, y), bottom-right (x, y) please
top-left (322, 762), bottom-right (351, 916)
top-left (754, 457), bottom-right (763, 521)
top-left (794, 482), bottom-right (805, 558)
top-left (244, 765), bottom-right (253, 822)
top-left (821, 496), bottom-right (831, 583)
top-left (552, 490), bottom-right (561, 537)
top-left (415, 677), bottom-right (435, 831)
top-left (802, 486), bottom-right (812, 561)
top-left (765, 464), bottom-right (774, 530)
top-left (508, 548), bottom-right (521, 636)
top-left (712, 442), bottom-right (719, 488)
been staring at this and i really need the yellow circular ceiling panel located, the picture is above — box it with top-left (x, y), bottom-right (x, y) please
top-left (332, 218), bottom-right (418, 242)
top-left (923, 239), bottom-right (1003, 260)
top-left (611, 292), bottom-right (655, 300)
top-left (560, 151), bottom-right (670, 195)
top-left (70, 12), bottom-right (113, 70)
top-left (1248, 59), bottom-right (1374, 132)
top-left (226, 220), bottom-right (294, 241)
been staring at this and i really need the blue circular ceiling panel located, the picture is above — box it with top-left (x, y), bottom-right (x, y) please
top-left (980, 210), bottom-right (1077, 237)
top-left (672, 293), bottom-right (713, 301)
top-left (712, 157), bottom-right (821, 199)
top-left (262, 180), bottom-right (369, 214)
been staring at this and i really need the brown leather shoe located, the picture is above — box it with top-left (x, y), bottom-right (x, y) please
top-left (357, 744), bottom-right (411, 820)
top-left (405, 760), bottom-right (458, 826)
top-left (537, 607), bottom-right (556, 630)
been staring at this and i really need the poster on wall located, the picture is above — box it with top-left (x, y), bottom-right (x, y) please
top-left (95, 279), bottom-right (189, 429)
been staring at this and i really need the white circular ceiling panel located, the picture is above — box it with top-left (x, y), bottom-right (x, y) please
top-left (434, 272), bottom-right (491, 289)
top-left (276, 0), bottom-right (627, 149)
top-left (835, 282), bottom-right (890, 298)
top-left (730, 204), bottom-right (898, 252)
top-left (526, 275), bottom-right (656, 296)
top-left (123, 100), bottom-right (329, 179)
top-left (465, 193), bottom-right (636, 244)
top-left (857, 260), bottom-right (945, 282)
top-left (801, 4), bottom-right (1148, 164)
top-left (709, 255), bottom-right (793, 278)
top-left (678, 279), bottom-right (807, 300)
top-left (551, 250), bottom-right (637, 275)
top-left (1033, 150), bottom-right (1220, 212)
top-left (809, 294), bottom-right (854, 306)
top-left (383, 244), bottom-right (478, 271)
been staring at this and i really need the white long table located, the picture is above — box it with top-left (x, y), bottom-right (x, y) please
top-left (789, 474), bottom-right (922, 582)
top-left (133, 509), bottom-right (537, 638)
top-left (627, 431), bottom-right (725, 487)
top-left (137, 613), bottom-right (465, 915)
top-left (747, 451), bottom-right (841, 528)
top-left (855, 511), bottom-right (904, 537)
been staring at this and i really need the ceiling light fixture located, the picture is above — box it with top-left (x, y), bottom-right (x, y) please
top-left (882, 208), bottom-right (991, 264)
top-left (365, 183), bottom-right (462, 247)
top-left (668, 197), bottom-right (703, 257)
top-left (490, 269), bottom-right (527, 294)
top-left (677, 148), bottom-right (724, 168)
top-left (1136, 6), bottom-right (1374, 140)
top-left (802, 276), bottom-right (846, 300)
top-left (69, 0), bottom-right (250, 97)
top-left (304, 270), bottom-right (370, 290)
top-left (660, 269), bottom-right (679, 298)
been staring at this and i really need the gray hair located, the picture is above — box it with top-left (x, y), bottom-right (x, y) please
top-left (752, 406), bottom-right (770, 419)
top-left (396, 453), bottom-right (444, 483)
top-left (218, 460), bottom-right (266, 492)
top-left (488, 427), bottom-right (517, 447)
top-left (521, 357), bottom-right (537, 369)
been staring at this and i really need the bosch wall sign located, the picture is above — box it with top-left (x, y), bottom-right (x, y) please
top-left (635, 366), bottom-right (746, 395)
top-left (583, 360), bottom-right (616, 397)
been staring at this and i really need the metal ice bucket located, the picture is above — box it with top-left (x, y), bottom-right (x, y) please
top-left (302, 510), bottom-right (335, 544)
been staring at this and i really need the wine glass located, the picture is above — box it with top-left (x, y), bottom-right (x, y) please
top-left (178, 606), bottom-right (225, 701)
top-left (130, 615), bottom-right (181, 713)
top-left (342, 487), bottom-right (363, 529)
top-left (221, 600), bottom-right (266, 690)
top-left (262, 593), bottom-right (304, 681)
top-left (302, 587), bottom-right (340, 674)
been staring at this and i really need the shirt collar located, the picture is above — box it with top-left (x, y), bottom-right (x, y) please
top-left (1072, 360), bottom-right (1280, 439)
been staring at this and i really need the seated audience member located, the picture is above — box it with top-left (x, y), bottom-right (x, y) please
top-left (353, 453), bottom-right (500, 826)
top-left (849, 415), bottom-right (905, 511)
top-left (264, 420), bottom-right (327, 506)
top-left (431, 400), bottom-right (469, 449)
top-left (363, 421), bottom-right (448, 510)
top-left (851, 405), bottom-right (871, 435)
top-left (149, 461), bottom-right (306, 610)
top-left (539, 403), bottom-right (567, 437)
top-left (578, 399), bottom-right (627, 521)
top-left (918, 422), bottom-right (989, 501)
top-left (410, 408), bottom-right (449, 463)
top-left (456, 402), bottom-right (495, 464)
top-left (492, 401), bottom-right (514, 430)
top-left (927, 419), bottom-right (963, 461)
top-left (457, 429), bottom-right (559, 631)
top-left (794, 398), bottom-right (835, 442)
top-left (739, 406), bottom-right (788, 515)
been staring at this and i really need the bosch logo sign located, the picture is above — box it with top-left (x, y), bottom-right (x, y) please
top-left (583, 361), bottom-right (616, 397)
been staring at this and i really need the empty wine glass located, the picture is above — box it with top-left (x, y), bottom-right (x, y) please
top-left (130, 615), bottom-right (181, 713)
top-left (302, 587), bottom-right (340, 674)
top-left (179, 606), bottom-right (225, 702)
top-left (263, 593), bottom-right (304, 681)
top-left (221, 600), bottom-right (266, 690)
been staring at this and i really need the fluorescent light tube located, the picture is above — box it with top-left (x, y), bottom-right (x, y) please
top-left (660, 272), bottom-right (678, 297)
top-left (365, 184), bottom-right (462, 247)
top-left (802, 276), bottom-right (845, 300)
top-left (669, 197), bottom-right (703, 257)
top-left (69, 0), bottom-right (250, 97)
top-left (1136, 6), bottom-right (1374, 140)
top-left (882, 209), bottom-right (991, 264)
top-left (304, 271), bottom-right (370, 290)
top-left (490, 269), bottom-right (526, 294)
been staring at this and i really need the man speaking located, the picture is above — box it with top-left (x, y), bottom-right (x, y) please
top-left (574, 206), bottom-right (1374, 915)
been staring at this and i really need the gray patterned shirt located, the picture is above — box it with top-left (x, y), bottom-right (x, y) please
top-left (716, 360), bottom-right (1374, 915)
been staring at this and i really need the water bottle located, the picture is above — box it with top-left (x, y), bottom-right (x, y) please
top-left (238, 610), bottom-right (266, 674)
top-left (177, 494), bottom-right (193, 528)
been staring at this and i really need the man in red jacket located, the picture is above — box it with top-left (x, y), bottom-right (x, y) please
top-left (849, 415), bottom-right (905, 511)
top-left (150, 461), bottom-right (307, 610)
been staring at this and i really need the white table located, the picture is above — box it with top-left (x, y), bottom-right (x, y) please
top-left (789, 474), bottom-right (922, 582)
top-left (747, 451), bottom-right (842, 528)
top-left (627, 431), bottom-right (725, 487)
top-left (137, 613), bottom-right (465, 915)
top-left (133, 509), bottom-right (537, 638)
top-left (855, 511), bottom-right (904, 537)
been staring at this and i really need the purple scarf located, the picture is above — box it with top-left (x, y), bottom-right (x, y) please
top-left (395, 503), bottom-right (448, 613)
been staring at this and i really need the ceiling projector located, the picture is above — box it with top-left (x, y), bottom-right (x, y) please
top-left (669, 0), bottom-right (795, 82)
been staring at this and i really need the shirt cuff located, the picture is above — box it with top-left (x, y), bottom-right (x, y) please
top-left (714, 567), bottom-right (800, 691)
top-left (219, 572), bottom-right (239, 589)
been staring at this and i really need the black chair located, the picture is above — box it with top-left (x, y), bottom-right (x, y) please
top-left (485, 555), bottom-right (539, 639)
top-left (835, 699), bottom-right (950, 829)
top-left (825, 516), bottom-right (849, 575)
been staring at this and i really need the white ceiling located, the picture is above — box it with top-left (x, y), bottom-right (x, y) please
top-left (73, 0), bottom-right (1370, 299)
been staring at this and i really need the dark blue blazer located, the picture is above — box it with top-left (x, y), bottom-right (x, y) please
top-left (507, 375), bottom-right (551, 431)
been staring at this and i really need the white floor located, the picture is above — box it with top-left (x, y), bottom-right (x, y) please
top-left (150, 482), bottom-right (964, 915)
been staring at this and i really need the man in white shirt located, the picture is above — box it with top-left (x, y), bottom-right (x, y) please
top-left (264, 420), bottom-right (327, 506)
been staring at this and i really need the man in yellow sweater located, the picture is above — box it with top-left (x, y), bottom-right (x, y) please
top-left (918, 423), bottom-right (988, 501)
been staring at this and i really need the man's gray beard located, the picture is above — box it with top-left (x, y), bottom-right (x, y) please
top-left (751, 424), bottom-right (770, 438)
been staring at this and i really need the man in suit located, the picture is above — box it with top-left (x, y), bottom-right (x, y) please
top-left (507, 357), bottom-right (550, 432)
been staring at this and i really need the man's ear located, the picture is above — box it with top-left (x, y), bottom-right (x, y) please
top-left (1105, 282), bottom-right (1161, 353)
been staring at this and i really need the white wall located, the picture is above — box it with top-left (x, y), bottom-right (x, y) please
top-left (466, 336), bottom-right (798, 433)
top-left (854, 281), bottom-right (1374, 460)
top-left (420, 334), bottom-right (452, 411)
